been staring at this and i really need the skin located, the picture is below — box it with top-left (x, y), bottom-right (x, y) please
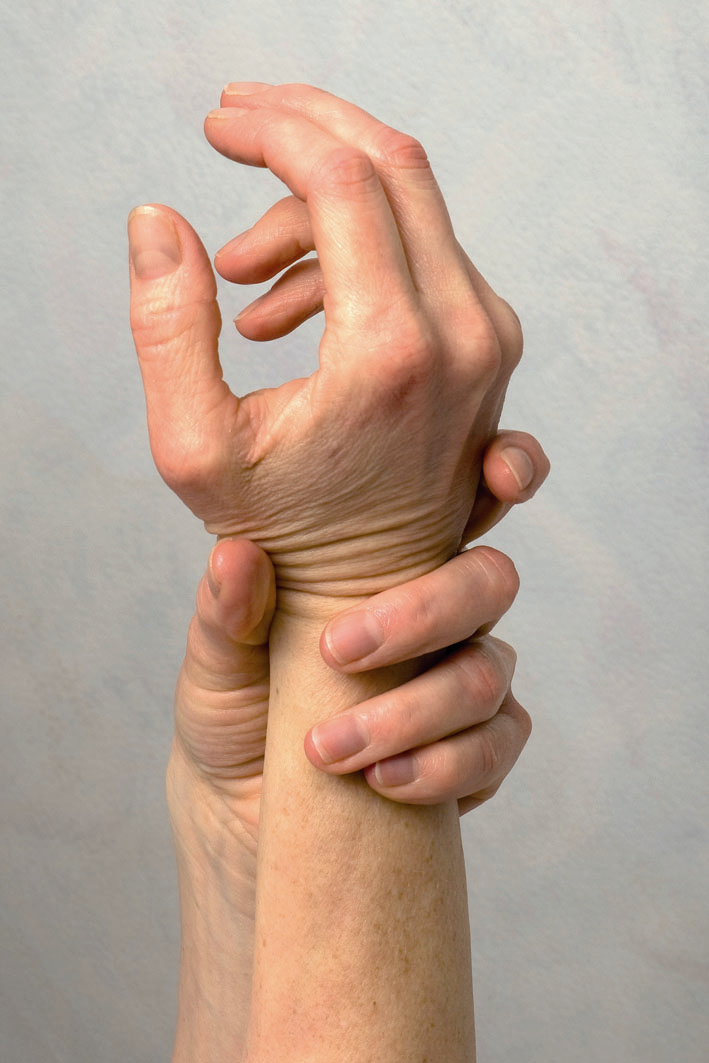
top-left (170, 534), bottom-right (541, 1060)
top-left (131, 101), bottom-right (523, 603)
top-left (129, 83), bottom-right (549, 1061)
top-left (169, 444), bottom-right (546, 1060)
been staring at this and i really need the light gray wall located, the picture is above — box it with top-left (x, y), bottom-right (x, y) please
top-left (3, 1), bottom-right (707, 1060)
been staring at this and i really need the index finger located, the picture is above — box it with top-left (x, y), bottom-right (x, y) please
top-left (320, 546), bottom-right (520, 672)
top-left (204, 105), bottom-right (418, 332)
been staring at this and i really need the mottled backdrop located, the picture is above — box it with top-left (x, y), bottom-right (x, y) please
top-left (2, 1), bottom-right (707, 1060)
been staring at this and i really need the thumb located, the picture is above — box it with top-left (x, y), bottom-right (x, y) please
top-left (128, 204), bottom-right (232, 504)
top-left (460, 430), bottom-right (550, 544)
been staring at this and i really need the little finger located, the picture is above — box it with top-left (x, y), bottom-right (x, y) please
top-left (460, 429), bottom-right (551, 543)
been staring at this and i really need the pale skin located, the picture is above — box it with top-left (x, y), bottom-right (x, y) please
top-left (129, 83), bottom-right (549, 1061)
top-left (170, 528), bottom-right (543, 1060)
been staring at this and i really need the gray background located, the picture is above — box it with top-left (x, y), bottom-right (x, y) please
top-left (3, 1), bottom-right (707, 1060)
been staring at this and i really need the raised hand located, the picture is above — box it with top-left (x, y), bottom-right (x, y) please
top-left (129, 84), bottom-right (527, 615)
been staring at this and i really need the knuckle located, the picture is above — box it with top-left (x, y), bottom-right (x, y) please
top-left (486, 636), bottom-right (518, 684)
top-left (500, 298), bottom-right (524, 366)
top-left (415, 747), bottom-right (463, 804)
top-left (455, 309), bottom-right (503, 382)
top-left (374, 127), bottom-right (431, 172)
top-left (359, 314), bottom-right (438, 394)
top-left (518, 704), bottom-right (533, 743)
top-left (153, 441), bottom-right (206, 497)
top-left (132, 295), bottom-right (221, 357)
top-left (363, 693), bottom-right (401, 750)
top-left (468, 646), bottom-right (505, 707)
top-left (312, 146), bottom-right (378, 196)
top-left (506, 694), bottom-right (533, 744)
top-left (148, 424), bottom-right (223, 503)
top-left (382, 582), bottom-right (437, 647)
top-left (472, 730), bottom-right (500, 782)
top-left (500, 638), bottom-right (518, 673)
top-left (130, 295), bottom-right (180, 350)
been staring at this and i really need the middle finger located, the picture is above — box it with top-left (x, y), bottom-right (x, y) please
top-left (306, 635), bottom-right (516, 774)
top-left (205, 103), bottom-right (416, 329)
top-left (220, 83), bottom-right (474, 305)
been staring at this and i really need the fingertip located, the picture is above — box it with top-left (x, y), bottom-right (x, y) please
top-left (303, 727), bottom-right (342, 773)
top-left (128, 204), bottom-right (183, 280)
top-left (233, 293), bottom-right (267, 329)
top-left (482, 431), bottom-right (550, 505)
top-left (303, 728), bottom-right (322, 769)
top-left (221, 81), bottom-right (273, 102)
top-left (362, 760), bottom-right (438, 806)
top-left (214, 230), bottom-right (252, 273)
top-left (470, 544), bottom-right (520, 602)
top-left (372, 752), bottom-right (418, 789)
top-left (205, 538), bottom-right (276, 640)
top-left (306, 714), bottom-right (370, 771)
top-left (481, 446), bottom-right (530, 504)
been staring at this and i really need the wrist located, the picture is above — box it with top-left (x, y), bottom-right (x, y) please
top-left (212, 501), bottom-right (466, 622)
top-left (270, 553), bottom-right (452, 621)
top-left (266, 610), bottom-right (424, 742)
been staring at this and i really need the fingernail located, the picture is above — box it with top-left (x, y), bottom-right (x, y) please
top-left (128, 206), bottom-right (182, 280)
top-left (206, 106), bottom-right (250, 120)
top-left (207, 547), bottom-right (221, 598)
top-left (324, 611), bottom-right (384, 665)
top-left (501, 446), bottom-right (534, 491)
top-left (310, 715), bottom-right (369, 764)
top-left (215, 229), bottom-right (251, 261)
top-left (222, 81), bottom-right (272, 96)
top-left (374, 753), bottom-right (418, 788)
top-left (234, 293), bottom-right (266, 323)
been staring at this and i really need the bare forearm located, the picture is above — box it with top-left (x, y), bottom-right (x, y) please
top-left (168, 748), bottom-right (258, 1063)
top-left (245, 612), bottom-right (476, 1062)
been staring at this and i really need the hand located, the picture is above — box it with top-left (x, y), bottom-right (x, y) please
top-left (173, 532), bottom-right (535, 844)
top-left (312, 544), bottom-right (530, 814)
top-left (129, 84), bottom-right (529, 615)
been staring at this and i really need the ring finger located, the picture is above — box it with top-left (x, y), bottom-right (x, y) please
top-left (306, 634), bottom-right (516, 775)
top-left (367, 690), bottom-right (532, 809)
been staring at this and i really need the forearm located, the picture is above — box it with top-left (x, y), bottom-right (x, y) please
top-left (168, 745), bottom-right (258, 1063)
top-left (245, 611), bottom-right (476, 1062)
